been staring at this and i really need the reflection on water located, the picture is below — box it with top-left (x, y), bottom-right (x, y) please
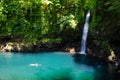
top-left (0, 52), bottom-right (120, 80)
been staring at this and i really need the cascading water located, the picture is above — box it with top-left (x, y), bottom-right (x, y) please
top-left (79, 11), bottom-right (90, 54)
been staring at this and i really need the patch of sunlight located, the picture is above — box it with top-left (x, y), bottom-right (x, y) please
top-left (42, 0), bottom-right (53, 5)
top-left (69, 19), bottom-right (77, 29)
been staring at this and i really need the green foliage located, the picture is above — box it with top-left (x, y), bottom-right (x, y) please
top-left (0, 0), bottom-right (82, 42)
top-left (0, 0), bottom-right (120, 46)
top-left (58, 14), bottom-right (77, 31)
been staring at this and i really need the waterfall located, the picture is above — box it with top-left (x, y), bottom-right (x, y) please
top-left (79, 11), bottom-right (90, 54)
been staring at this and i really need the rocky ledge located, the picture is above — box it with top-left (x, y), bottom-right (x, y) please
top-left (0, 42), bottom-right (63, 52)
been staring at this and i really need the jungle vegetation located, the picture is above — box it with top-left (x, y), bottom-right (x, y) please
top-left (0, 0), bottom-right (120, 54)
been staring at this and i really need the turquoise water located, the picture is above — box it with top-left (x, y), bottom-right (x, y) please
top-left (0, 52), bottom-right (117, 80)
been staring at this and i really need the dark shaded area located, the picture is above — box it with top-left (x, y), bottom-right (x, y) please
top-left (35, 69), bottom-right (73, 80)
top-left (73, 54), bottom-right (120, 80)
top-left (0, 36), bottom-right (11, 42)
top-left (73, 54), bottom-right (108, 67)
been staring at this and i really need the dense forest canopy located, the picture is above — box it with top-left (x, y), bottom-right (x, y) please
top-left (0, 0), bottom-right (120, 53)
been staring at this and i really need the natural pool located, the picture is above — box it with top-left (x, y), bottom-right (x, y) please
top-left (0, 52), bottom-right (119, 80)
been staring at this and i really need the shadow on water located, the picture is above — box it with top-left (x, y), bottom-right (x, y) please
top-left (35, 68), bottom-right (73, 80)
top-left (73, 54), bottom-right (120, 80)
top-left (73, 54), bottom-right (106, 66)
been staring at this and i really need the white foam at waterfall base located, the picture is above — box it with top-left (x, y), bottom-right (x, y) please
top-left (79, 52), bottom-right (86, 55)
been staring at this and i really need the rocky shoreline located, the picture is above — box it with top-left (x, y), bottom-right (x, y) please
top-left (0, 41), bottom-right (120, 72)
top-left (0, 41), bottom-right (117, 59)
top-left (0, 41), bottom-right (80, 53)
top-left (0, 41), bottom-right (118, 61)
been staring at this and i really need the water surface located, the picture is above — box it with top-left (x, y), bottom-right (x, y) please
top-left (0, 52), bottom-right (118, 80)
